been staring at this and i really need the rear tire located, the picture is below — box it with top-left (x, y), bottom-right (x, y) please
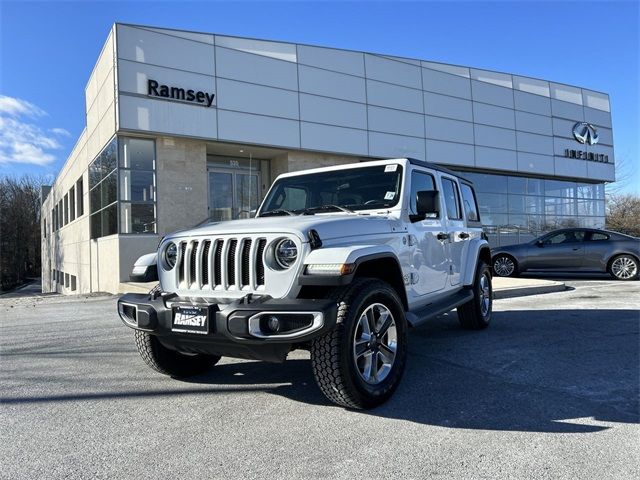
top-left (310, 278), bottom-right (408, 409)
top-left (608, 254), bottom-right (639, 281)
top-left (492, 254), bottom-right (518, 277)
top-left (458, 261), bottom-right (493, 330)
top-left (134, 330), bottom-right (220, 378)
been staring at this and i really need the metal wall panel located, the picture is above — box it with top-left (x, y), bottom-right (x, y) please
top-left (551, 99), bottom-right (584, 121)
top-left (118, 59), bottom-right (215, 97)
top-left (515, 110), bottom-right (553, 135)
top-left (366, 80), bottom-right (424, 113)
top-left (364, 54), bottom-right (422, 89)
top-left (425, 116), bottom-right (474, 144)
top-left (298, 65), bottom-right (366, 103)
top-left (425, 139), bottom-right (474, 167)
top-left (473, 103), bottom-right (515, 129)
top-left (297, 45), bottom-right (365, 76)
top-left (368, 106), bottom-right (424, 138)
top-left (422, 68), bottom-right (472, 99)
top-left (300, 122), bottom-right (368, 155)
top-left (117, 25), bottom-right (215, 75)
top-left (514, 90), bottom-right (552, 115)
top-left (475, 146), bottom-right (517, 171)
top-left (216, 78), bottom-right (299, 119)
top-left (474, 124), bottom-right (517, 150)
top-left (554, 156), bottom-right (588, 178)
top-left (517, 152), bottom-right (555, 175)
top-left (299, 94), bottom-right (367, 129)
top-left (119, 94), bottom-right (217, 138)
top-left (517, 131), bottom-right (554, 155)
top-left (423, 92), bottom-right (473, 122)
top-left (584, 107), bottom-right (612, 128)
top-left (215, 46), bottom-right (298, 90)
top-left (369, 132), bottom-right (426, 160)
top-left (217, 110), bottom-right (299, 148)
top-left (471, 80), bottom-right (514, 108)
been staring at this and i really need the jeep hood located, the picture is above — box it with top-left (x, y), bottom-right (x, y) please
top-left (167, 214), bottom-right (396, 242)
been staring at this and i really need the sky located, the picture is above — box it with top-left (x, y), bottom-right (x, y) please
top-left (1, 0), bottom-right (638, 193)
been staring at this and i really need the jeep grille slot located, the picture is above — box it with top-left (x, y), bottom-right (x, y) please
top-left (174, 235), bottom-right (270, 292)
top-left (256, 239), bottom-right (266, 286)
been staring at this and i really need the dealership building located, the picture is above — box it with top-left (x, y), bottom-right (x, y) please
top-left (41, 23), bottom-right (615, 294)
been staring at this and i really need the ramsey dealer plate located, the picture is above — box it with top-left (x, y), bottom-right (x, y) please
top-left (172, 306), bottom-right (209, 335)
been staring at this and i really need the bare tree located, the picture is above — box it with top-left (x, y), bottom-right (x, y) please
top-left (606, 193), bottom-right (640, 237)
top-left (0, 175), bottom-right (47, 290)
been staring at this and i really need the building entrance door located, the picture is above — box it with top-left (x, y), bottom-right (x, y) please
top-left (208, 169), bottom-right (260, 221)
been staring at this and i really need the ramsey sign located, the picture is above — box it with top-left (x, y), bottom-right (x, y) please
top-left (147, 79), bottom-right (215, 107)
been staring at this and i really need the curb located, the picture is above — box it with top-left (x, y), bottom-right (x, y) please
top-left (494, 282), bottom-right (566, 299)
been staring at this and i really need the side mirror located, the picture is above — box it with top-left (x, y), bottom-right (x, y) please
top-left (130, 252), bottom-right (158, 282)
top-left (416, 190), bottom-right (440, 217)
top-left (535, 240), bottom-right (544, 247)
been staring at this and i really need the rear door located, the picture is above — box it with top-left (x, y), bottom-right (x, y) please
top-left (439, 175), bottom-right (468, 286)
top-left (527, 230), bottom-right (586, 270)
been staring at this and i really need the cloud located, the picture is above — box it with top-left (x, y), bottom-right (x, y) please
top-left (0, 95), bottom-right (68, 167)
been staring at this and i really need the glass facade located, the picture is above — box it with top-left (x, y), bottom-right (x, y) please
top-left (457, 171), bottom-right (605, 247)
top-left (88, 136), bottom-right (157, 239)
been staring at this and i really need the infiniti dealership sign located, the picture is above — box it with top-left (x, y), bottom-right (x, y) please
top-left (147, 79), bottom-right (215, 107)
top-left (572, 122), bottom-right (599, 145)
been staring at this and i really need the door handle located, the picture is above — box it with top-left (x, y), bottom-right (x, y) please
top-left (459, 232), bottom-right (470, 239)
top-left (572, 247), bottom-right (580, 251)
top-left (437, 232), bottom-right (449, 241)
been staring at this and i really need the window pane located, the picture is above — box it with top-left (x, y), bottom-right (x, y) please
top-left (410, 172), bottom-right (436, 215)
top-left (89, 157), bottom-right (102, 189)
top-left (101, 172), bottom-right (117, 208)
top-left (69, 186), bottom-right (76, 222)
top-left (102, 140), bottom-right (117, 176)
top-left (90, 186), bottom-right (101, 215)
top-left (526, 178), bottom-right (544, 196)
top-left (590, 232), bottom-right (609, 241)
top-left (441, 178), bottom-right (461, 220)
top-left (121, 203), bottom-right (156, 234)
top-left (63, 194), bottom-right (69, 225)
top-left (508, 176), bottom-right (526, 194)
top-left (545, 180), bottom-right (576, 198)
top-left (76, 178), bottom-right (84, 216)
top-left (477, 192), bottom-right (508, 214)
top-left (235, 174), bottom-right (259, 219)
top-left (101, 204), bottom-right (117, 237)
top-left (468, 173), bottom-right (508, 194)
top-left (120, 138), bottom-right (155, 170)
top-left (90, 212), bottom-right (101, 239)
top-left (460, 183), bottom-right (479, 221)
top-left (120, 170), bottom-right (155, 202)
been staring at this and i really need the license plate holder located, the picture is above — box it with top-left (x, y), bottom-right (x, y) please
top-left (172, 306), bottom-right (209, 335)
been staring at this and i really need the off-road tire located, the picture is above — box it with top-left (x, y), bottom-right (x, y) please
top-left (310, 278), bottom-right (408, 409)
top-left (458, 261), bottom-right (493, 330)
top-left (134, 330), bottom-right (220, 378)
top-left (608, 254), bottom-right (639, 281)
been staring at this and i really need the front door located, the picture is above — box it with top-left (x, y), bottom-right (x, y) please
top-left (527, 230), bottom-right (586, 270)
top-left (208, 169), bottom-right (260, 222)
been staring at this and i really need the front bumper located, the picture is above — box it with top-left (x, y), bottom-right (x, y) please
top-left (117, 293), bottom-right (337, 362)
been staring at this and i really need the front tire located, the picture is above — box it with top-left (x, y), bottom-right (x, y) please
top-left (310, 278), bottom-right (408, 409)
top-left (134, 330), bottom-right (220, 378)
top-left (609, 254), bottom-right (639, 281)
top-left (493, 254), bottom-right (518, 277)
top-left (458, 261), bottom-right (493, 330)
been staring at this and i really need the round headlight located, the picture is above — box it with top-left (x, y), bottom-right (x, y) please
top-left (275, 239), bottom-right (298, 269)
top-left (164, 242), bottom-right (177, 270)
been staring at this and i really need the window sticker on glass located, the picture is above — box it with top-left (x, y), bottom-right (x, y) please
top-left (384, 191), bottom-right (396, 200)
top-left (384, 164), bottom-right (398, 172)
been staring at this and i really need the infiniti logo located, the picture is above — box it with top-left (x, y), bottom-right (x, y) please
top-left (573, 122), bottom-right (599, 145)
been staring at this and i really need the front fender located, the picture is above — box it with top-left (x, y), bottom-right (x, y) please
top-left (130, 252), bottom-right (159, 282)
top-left (462, 238), bottom-right (491, 286)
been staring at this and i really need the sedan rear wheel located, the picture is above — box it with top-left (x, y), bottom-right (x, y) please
top-left (609, 255), bottom-right (639, 281)
top-left (493, 254), bottom-right (517, 277)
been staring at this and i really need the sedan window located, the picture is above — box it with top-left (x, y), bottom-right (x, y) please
top-left (545, 231), bottom-right (586, 244)
top-left (588, 232), bottom-right (610, 241)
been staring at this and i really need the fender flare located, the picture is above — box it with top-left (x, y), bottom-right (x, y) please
top-left (462, 238), bottom-right (492, 286)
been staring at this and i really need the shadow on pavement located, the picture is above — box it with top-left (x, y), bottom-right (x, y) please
top-left (3, 309), bottom-right (638, 434)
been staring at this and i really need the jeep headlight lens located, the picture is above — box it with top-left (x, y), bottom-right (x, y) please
top-left (164, 242), bottom-right (178, 270)
top-left (274, 239), bottom-right (298, 269)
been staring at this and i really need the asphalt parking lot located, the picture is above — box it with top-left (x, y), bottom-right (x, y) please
top-left (1, 278), bottom-right (639, 479)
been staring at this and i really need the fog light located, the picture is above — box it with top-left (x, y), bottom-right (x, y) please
top-left (266, 315), bottom-right (280, 333)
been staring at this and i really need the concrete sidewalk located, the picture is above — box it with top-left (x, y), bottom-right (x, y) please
top-left (120, 277), bottom-right (566, 299)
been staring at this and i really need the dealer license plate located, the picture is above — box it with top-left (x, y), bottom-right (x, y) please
top-left (172, 306), bottom-right (209, 335)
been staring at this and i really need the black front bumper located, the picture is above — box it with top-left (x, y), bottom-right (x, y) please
top-left (117, 293), bottom-right (337, 362)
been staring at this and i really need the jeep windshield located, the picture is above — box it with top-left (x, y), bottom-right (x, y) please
top-left (259, 164), bottom-right (403, 217)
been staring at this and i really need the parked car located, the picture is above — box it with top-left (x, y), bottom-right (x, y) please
top-left (491, 228), bottom-right (640, 280)
top-left (118, 158), bottom-right (493, 409)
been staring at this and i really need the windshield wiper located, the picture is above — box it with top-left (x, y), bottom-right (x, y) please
top-left (302, 204), bottom-right (355, 215)
top-left (259, 209), bottom-right (296, 217)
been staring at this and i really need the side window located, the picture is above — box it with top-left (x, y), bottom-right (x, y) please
top-left (589, 232), bottom-right (609, 241)
top-left (409, 171), bottom-right (436, 215)
top-left (546, 231), bottom-right (586, 244)
top-left (273, 186), bottom-right (307, 211)
top-left (441, 178), bottom-right (462, 220)
top-left (460, 183), bottom-right (480, 222)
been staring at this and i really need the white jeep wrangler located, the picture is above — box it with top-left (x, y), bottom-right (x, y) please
top-left (118, 158), bottom-right (493, 409)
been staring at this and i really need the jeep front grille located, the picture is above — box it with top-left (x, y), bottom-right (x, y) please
top-left (176, 237), bottom-right (268, 291)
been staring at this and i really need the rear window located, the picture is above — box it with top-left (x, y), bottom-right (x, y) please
top-left (460, 183), bottom-right (480, 222)
top-left (589, 232), bottom-right (609, 241)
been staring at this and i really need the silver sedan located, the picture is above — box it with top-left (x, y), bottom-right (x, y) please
top-left (491, 228), bottom-right (640, 280)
